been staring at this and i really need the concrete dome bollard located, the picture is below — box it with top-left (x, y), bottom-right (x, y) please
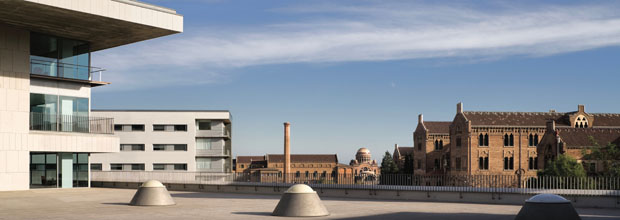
top-left (129, 180), bottom-right (176, 206)
top-left (272, 184), bottom-right (329, 217)
top-left (514, 194), bottom-right (580, 220)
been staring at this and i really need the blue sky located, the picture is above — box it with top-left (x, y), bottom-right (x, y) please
top-left (92, 0), bottom-right (620, 162)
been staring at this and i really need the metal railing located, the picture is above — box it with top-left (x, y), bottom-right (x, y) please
top-left (30, 112), bottom-right (114, 134)
top-left (30, 59), bottom-right (105, 81)
top-left (90, 172), bottom-right (620, 197)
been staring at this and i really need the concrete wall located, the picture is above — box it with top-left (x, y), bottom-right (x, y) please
top-left (90, 111), bottom-right (232, 172)
top-left (92, 182), bottom-right (620, 209)
top-left (0, 23), bottom-right (31, 191)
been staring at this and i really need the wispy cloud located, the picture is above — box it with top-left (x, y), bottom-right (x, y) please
top-left (94, 1), bottom-right (620, 90)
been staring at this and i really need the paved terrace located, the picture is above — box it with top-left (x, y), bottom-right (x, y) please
top-left (0, 188), bottom-right (618, 220)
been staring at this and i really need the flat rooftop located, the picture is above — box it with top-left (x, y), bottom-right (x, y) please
top-left (0, 188), bottom-right (618, 220)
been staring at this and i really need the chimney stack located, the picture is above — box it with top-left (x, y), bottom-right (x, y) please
top-left (546, 120), bottom-right (556, 132)
top-left (578, 104), bottom-right (585, 113)
top-left (457, 102), bottom-right (463, 114)
top-left (418, 114), bottom-right (423, 124)
top-left (283, 122), bottom-right (291, 183)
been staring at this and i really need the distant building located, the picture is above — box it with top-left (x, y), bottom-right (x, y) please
top-left (414, 103), bottom-right (620, 176)
top-left (235, 154), bottom-right (338, 178)
top-left (91, 110), bottom-right (232, 173)
top-left (393, 144), bottom-right (413, 171)
top-left (348, 148), bottom-right (380, 176)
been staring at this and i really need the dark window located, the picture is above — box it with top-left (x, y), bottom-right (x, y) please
top-left (504, 134), bottom-right (509, 146)
top-left (114, 124), bottom-right (122, 131)
top-left (197, 121), bottom-right (211, 130)
top-left (322, 171), bottom-right (327, 178)
top-left (456, 137), bottom-right (462, 147)
top-left (504, 156), bottom-right (514, 170)
top-left (153, 144), bottom-right (165, 151)
top-left (504, 134), bottom-right (514, 146)
top-left (434, 159), bottom-right (440, 170)
top-left (90, 163), bottom-right (102, 171)
top-left (131, 124), bottom-right (144, 131)
top-left (30, 32), bottom-right (90, 80)
top-left (484, 134), bottom-right (489, 146)
top-left (240, 164), bottom-right (245, 168)
top-left (305, 171), bottom-right (309, 177)
top-left (479, 134), bottom-right (484, 146)
top-left (174, 125), bottom-right (187, 131)
top-left (174, 164), bottom-right (187, 171)
top-left (529, 134), bottom-right (534, 146)
top-left (528, 157), bottom-right (539, 170)
top-left (110, 164), bottom-right (123, 171)
top-left (174, 144), bottom-right (187, 151)
top-left (295, 171), bottom-right (301, 177)
top-left (417, 160), bottom-right (422, 169)
top-left (479, 157), bottom-right (489, 170)
top-left (131, 144), bottom-right (145, 151)
top-left (153, 164), bottom-right (165, 170)
top-left (313, 171), bottom-right (318, 178)
top-left (131, 164), bottom-right (145, 171)
top-left (153, 125), bottom-right (165, 131)
top-left (417, 143), bottom-right (422, 151)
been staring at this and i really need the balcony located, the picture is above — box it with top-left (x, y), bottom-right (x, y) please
top-left (195, 129), bottom-right (231, 139)
top-left (29, 112), bottom-right (114, 134)
top-left (30, 59), bottom-right (109, 87)
top-left (196, 149), bottom-right (231, 157)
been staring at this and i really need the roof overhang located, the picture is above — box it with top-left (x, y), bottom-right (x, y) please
top-left (0, 0), bottom-right (183, 51)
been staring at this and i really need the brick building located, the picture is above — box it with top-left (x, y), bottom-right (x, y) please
top-left (393, 144), bottom-right (413, 171)
top-left (413, 103), bottom-right (620, 176)
top-left (235, 154), bottom-right (338, 178)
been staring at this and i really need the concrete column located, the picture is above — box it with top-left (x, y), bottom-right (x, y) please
top-left (59, 153), bottom-right (73, 188)
top-left (284, 122), bottom-right (290, 183)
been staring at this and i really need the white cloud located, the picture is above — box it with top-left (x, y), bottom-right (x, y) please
top-left (93, 2), bottom-right (620, 90)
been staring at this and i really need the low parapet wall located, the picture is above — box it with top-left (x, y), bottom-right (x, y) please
top-left (91, 181), bottom-right (620, 209)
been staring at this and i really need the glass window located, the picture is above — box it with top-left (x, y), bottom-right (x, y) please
top-left (153, 125), bottom-right (165, 131)
top-left (110, 164), bottom-right (123, 171)
top-left (153, 144), bottom-right (166, 151)
top-left (173, 144), bottom-right (187, 151)
top-left (131, 164), bottom-right (145, 171)
top-left (132, 144), bottom-right (145, 151)
top-left (196, 138), bottom-right (212, 150)
top-left (196, 158), bottom-right (213, 170)
top-left (153, 164), bottom-right (166, 171)
top-left (174, 125), bottom-right (187, 131)
top-left (197, 120), bottom-right (212, 130)
top-left (30, 153), bottom-right (58, 188)
top-left (30, 32), bottom-right (90, 80)
top-left (114, 124), bottom-right (123, 131)
top-left (174, 164), bottom-right (187, 171)
top-left (131, 125), bottom-right (144, 131)
top-left (30, 93), bottom-right (59, 131)
top-left (91, 163), bottom-right (102, 171)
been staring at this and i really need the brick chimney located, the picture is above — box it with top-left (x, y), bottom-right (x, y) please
top-left (283, 122), bottom-right (291, 183)
top-left (457, 102), bottom-right (463, 114)
top-left (578, 104), bottom-right (585, 113)
top-left (546, 120), bottom-right (556, 132)
top-left (418, 114), bottom-right (423, 124)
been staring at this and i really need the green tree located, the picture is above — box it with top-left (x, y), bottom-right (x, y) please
top-left (537, 154), bottom-right (586, 177)
top-left (402, 154), bottom-right (414, 174)
top-left (381, 151), bottom-right (399, 174)
top-left (582, 136), bottom-right (620, 176)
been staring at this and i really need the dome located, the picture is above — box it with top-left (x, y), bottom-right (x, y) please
top-left (285, 184), bottom-right (315, 193)
top-left (526, 194), bottom-right (570, 204)
top-left (141, 180), bottom-right (165, 188)
top-left (357, 148), bottom-right (370, 154)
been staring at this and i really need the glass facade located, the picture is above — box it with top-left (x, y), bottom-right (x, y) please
top-left (30, 93), bottom-right (89, 132)
top-left (30, 32), bottom-right (90, 80)
top-left (30, 153), bottom-right (89, 188)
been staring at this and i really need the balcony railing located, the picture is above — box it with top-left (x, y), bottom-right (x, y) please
top-left (30, 59), bottom-right (105, 81)
top-left (30, 112), bottom-right (114, 134)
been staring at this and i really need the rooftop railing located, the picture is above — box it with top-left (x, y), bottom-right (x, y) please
top-left (30, 59), bottom-right (105, 82)
top-left (30, 112), bottom-right (114, 134)
top-left (90, 172), bottom-right (620, 197)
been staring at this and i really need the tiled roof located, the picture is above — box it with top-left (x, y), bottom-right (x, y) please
top-left (591, 114), bottom-right (620, 127)
top-left (396, 147), bottom-right (414, 156)
top-left (267, 154), bottom-right (338, 163)
top-left (424, 121), bottom-right (451, 134)
top-left (463, 111), bottom-right (571, 127)
top-left (558, 128), bottom-right (620, 147)
top-left (236, 156), bottom-right (265, 163)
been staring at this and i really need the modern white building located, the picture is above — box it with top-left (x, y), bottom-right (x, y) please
top-left (0, 0), bottom-right (182, 191)
top-left (90, 110), bottom-right (233, 173)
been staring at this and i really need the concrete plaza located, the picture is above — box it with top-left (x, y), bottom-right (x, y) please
top-left (0, 188), bottom-right (618, 220)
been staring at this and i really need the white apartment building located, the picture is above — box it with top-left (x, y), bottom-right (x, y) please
top-left (90, 110), bottom-right (233, 173)
top-left (0, 0), bottom-right (182, 190)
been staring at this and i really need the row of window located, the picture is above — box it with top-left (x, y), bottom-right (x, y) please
top-left (240, 163), bottom-right (333, 169)
top-left (120, 144), bottom-right (188, 151)
top-left (413, 156), bottom-right (539, 171)
top-left (429, 133), bottom-right (541, 151)
top-left (114, 124), bottom-right (188, 132)
top-left (90, 163), bottom-right (187, 171)
top-left (114, 120), bottom-right (215, 132)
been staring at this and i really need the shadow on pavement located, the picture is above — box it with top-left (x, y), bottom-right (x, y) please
top-left (331, 212), bottom-right (515, 220)
top-left (170, 192), bottom-right (280, 200)
top-left (101, 202), bottom-right (130, 206)
top-left (231, 212), bottom-right (273, 216)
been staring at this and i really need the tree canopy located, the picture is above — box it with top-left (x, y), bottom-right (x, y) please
top-left (581, 136), bottom-right (620, 176)
top-left (538, 154), bottom-right (586, 177)
top-left (380, 151), bottom-right (399, 174)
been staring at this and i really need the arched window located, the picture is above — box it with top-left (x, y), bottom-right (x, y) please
top-left (434, 140), bottom-right (439, 150)
top-left (509, 134), bottom-right (514, 146)
top-left (484, 134), bottom-right (489, 146)
top-left (584, 122), bottom-right (588, 128)
top-left (529, 134), bottom-right (534, 146)
top-left (439, 140), bottom-right (443, 149)
top-left (479, 134), bottom-right (484, 146)
top-left (504, 134), bottom-right (509, 146)
top-left (534, 134), bottom-right (539, 146)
